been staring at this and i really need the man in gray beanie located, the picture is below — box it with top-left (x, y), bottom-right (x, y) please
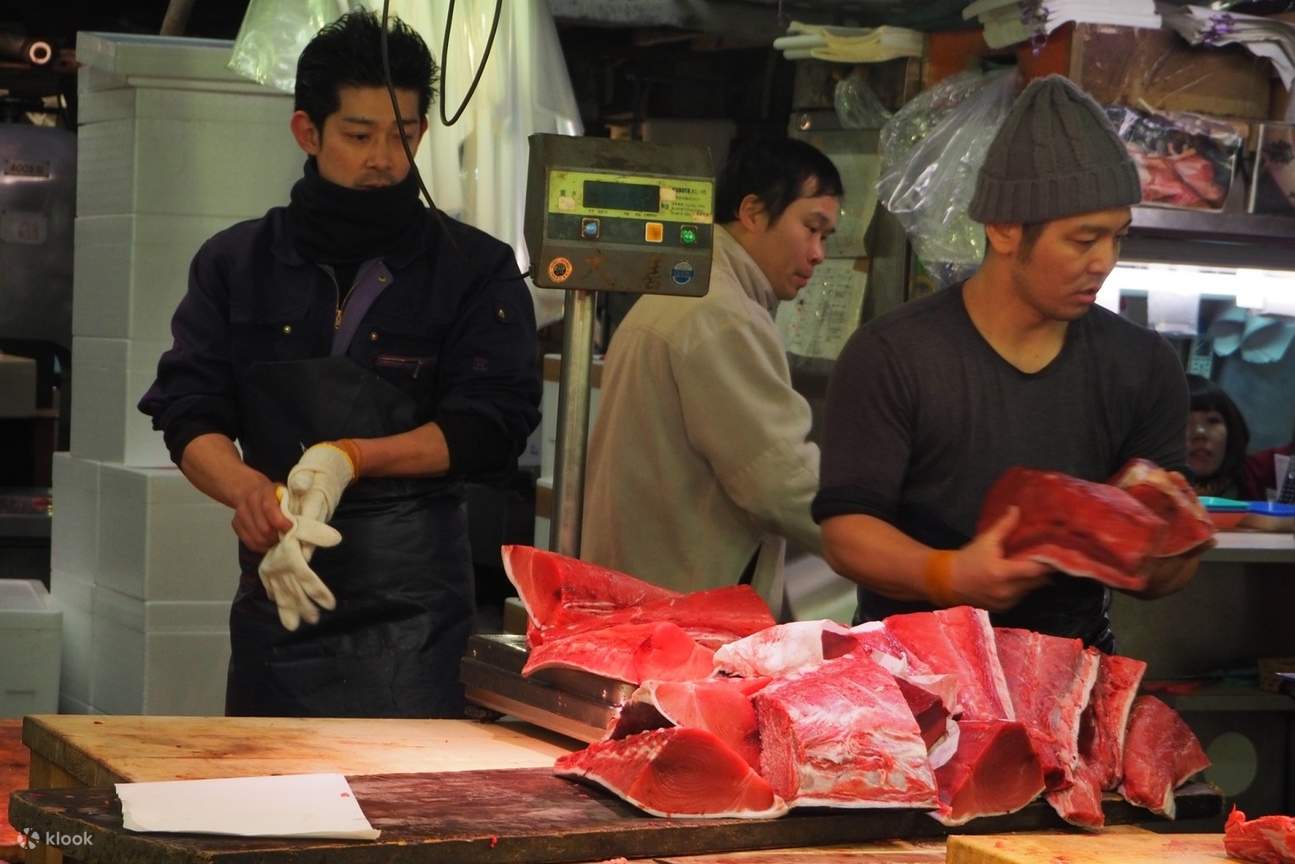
top-left (812, 75), bottom-right (1198, 649)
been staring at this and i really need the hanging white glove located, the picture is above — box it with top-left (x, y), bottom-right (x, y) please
top-left (284, 440), bottom-right (361, 525)
top-left (258, 486), bottom-right (342, 631)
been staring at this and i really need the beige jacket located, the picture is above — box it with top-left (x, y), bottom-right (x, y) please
top-left (580, 225), bottom-right (821, 616)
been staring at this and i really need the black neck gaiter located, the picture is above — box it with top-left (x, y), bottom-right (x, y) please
top-left (287, 157), bottom-right (426, 264)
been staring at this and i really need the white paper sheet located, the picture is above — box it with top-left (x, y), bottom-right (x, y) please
top-left (777, 258), bottom-right (869, 360)
top-left (117, 773), bottom-right (380, 840)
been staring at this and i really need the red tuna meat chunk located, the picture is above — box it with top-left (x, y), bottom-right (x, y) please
top-left (994, 627), bottom-right (1099, 791)
top-left (712, 619), bottom-right (856, 678)
top-left (523, 621), bottom-right (714, 685)
top-left (1119, 695), bottom-right (1210, 819)
top-left (1226, 806), bottom-right (1295, 864)
top-left (885, 606), bottom-right (1014, 722)
top-left (1045, 649), bottom-right (1147, 829)
top-left (607, 677), bottom-right (771, 771)
top-left (502, 545), bottom-right (677, 636)
top-left (555, 726), bottom-right (788, 818)
top-left (932, 720), bottom-right (1046, 826)
top-left (978, 467), bottom-right (1166, 591)
top-left (754, 652), bottom-right (937, 809)
top-left (540, 585), bottom-right (776, 650)
top-left (1110, 458), bottom-right (1214, 556)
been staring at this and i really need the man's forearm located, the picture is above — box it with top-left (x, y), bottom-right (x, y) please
top-left (179, 432), bottom-right (272, 508)
top-left (351, 421), bottom-right (451, 478)
top-left (821, 514), bottom-right (934, 602)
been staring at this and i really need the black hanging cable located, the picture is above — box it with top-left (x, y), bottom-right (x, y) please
top-left (440, 0), bottom-right (504, 127)
top-left (380, 0), bottom-right (436, 210)
top-left (381, 0), bottom-right (531, 276)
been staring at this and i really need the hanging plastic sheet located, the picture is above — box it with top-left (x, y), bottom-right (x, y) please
top-left (876, 68), bottom-right (1018, 288)
top-left (227, 0), bottom-right (583, 326)
top-left (228, 0), bottom-right (371, 94)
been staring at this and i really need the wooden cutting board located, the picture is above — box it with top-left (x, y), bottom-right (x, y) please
top-left (10, 769), bottom-right (1225, 864)
top-left (947, 829), bottom-right (1240, 863)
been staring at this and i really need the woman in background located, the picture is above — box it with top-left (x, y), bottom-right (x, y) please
top-left (1186, 375), bottom-right (1251, 498)
top-left (1187, 375), bottom-right (1293, 500)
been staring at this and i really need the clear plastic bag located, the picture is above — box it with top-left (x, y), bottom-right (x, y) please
top-left (228, 0), bottom-right (373, 93)
top-left (877, 68), bottom-right (1019, 288)
top-left (834, 71), bottom-right (892, 130)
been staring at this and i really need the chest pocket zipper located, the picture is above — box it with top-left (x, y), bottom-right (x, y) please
top-left (374, 354), bottom-right (434, 379)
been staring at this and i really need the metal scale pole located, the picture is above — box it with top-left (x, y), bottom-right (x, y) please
top-left (550, 289), bottom-right (595, 558)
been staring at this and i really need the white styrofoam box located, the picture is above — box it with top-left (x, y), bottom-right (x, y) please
top-left (0, 354), bottom-right (36, 417)
top-left (49, 570), bottom-right (94, 705)
top-left (97, 463), bottom-right (239, 602)
top-left (77, 32), bottom-right (248, 91)
top-left (540, 354), bottom-right (603, 483)
top-left (90, 585), bottom-right (230, 716)
top-left (0, 579), bottom-right (63, 717)
top-left (51, 453), bottom-right (102, 582)
top-left (77, 113), bottom-right (302, 218)
top-left (70, 336), bottom-right (172, 467)
top-left (73, 214), bottom-right (247, 341)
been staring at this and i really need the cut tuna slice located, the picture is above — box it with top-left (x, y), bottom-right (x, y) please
top-left (932, 720), bottom-right (1046, 826)
top-left (885, 607), bottom-right (1014, 722)
top-left (754, 652), bottom-right (938, 809)
top-left (607, 677), bottom-right (771, 770)
top-left (711, 619), bottom-right (856, 678)
top-left (994, 627), bottom-right (1099, 791)
top-left (895, 677), bottom-right (952, 752)
top-left (1119, 695), bottom-right (1210, 819)
top-left (540, 585), bottom-right (776, 650)
top-left (1110, 458), bottom-right (1215, 557)
top-left (1085, 652), bottom-right (1148, 789)
top-left (1225, 806), bottom-right (1295, 864)
top-left (977, 467), bottom-right (1166, 591)
top-left (501, 545), bottom-right (678, 635)
top-left (554, 727), bottom-right (788, 819)
top-left (1043, 761), bottom-right (1106, 831)
top-left (1045, 650), bottom-right (1147, 829)
top-left (523, 621), bottom-right (714, 685)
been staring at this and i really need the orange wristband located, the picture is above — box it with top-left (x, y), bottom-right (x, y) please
top-left (330, 438), bottom-right (364, 479)
top-left (923, 550), bottom-right (958, 607)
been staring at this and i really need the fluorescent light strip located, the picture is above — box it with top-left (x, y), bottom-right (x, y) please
top-left (1098, 262), bottom-right (1295, 313)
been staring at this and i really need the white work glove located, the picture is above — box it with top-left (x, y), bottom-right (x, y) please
top-left (258, 487), bottom-right (342, 631)
top-left (284, 440), bottom-right (360, 525)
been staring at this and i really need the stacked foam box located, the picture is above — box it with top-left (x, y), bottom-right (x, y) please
top-left (49, 33), bottom-right (303, 715)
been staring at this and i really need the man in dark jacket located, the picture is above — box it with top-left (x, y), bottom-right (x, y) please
top-left (139, 11), bottom-right (540, 718)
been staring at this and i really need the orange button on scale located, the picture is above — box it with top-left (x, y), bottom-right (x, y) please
top-left (644, 222), bottom-right (664, 243)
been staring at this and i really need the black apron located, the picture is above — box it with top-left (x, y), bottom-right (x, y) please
top-left (225, 355), bottom-right (474, 718)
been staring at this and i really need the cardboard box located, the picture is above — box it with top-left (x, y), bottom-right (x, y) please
top-left (1069, 24), bottom-right (1272, 121)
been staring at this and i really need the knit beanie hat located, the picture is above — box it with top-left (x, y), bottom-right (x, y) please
top-left (968, 74), bottom-right (1141, 224)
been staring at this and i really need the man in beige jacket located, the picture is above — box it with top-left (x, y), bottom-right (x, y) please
top-left (581, 138), bottom-right (843, 617)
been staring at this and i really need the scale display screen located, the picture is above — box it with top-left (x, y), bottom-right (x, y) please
top-left (583, 179), bottom-right (660, 214)
top-left (547, 169), bottom-right (713, 224)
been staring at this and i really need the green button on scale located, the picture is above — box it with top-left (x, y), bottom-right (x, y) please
top-left (680, 225), bottom-right (697, 246)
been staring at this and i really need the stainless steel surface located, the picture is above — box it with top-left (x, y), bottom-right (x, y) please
top-left (552, 289), bottom-right (595, 557)
top-left (461, 633), bottom-right (631, 744)
top-left (0, 124), bottom-right (74, 348)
